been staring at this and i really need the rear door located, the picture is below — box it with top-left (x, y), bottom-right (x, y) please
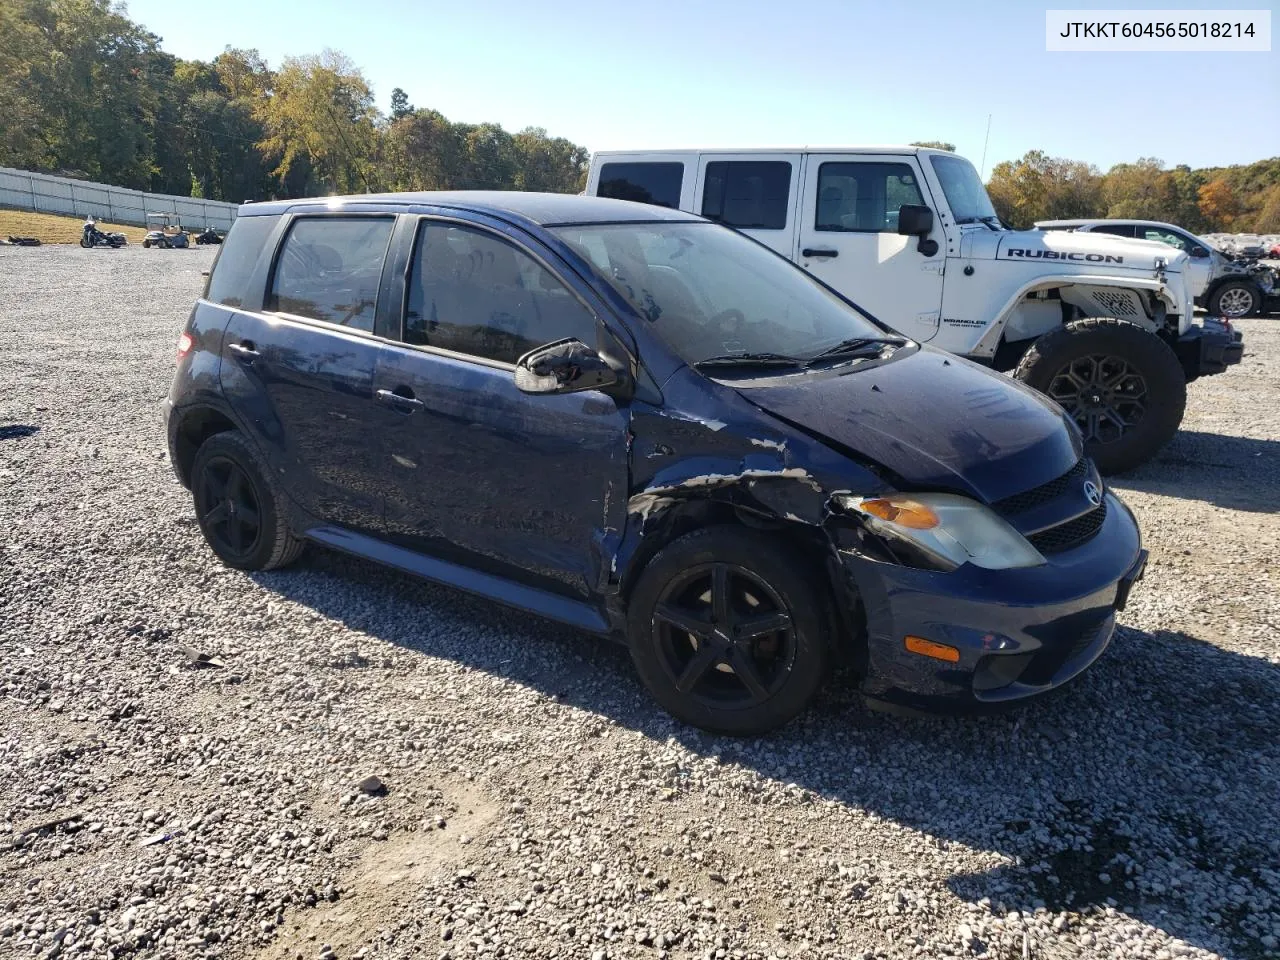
top-left (371, 214), bottom-right (630, 599)
top-left (219, 214), bottom-right (396, 534)
top-left (692, 154), bottom-right (801, 256)
top-left (795, 154), bottom-right (945, 341)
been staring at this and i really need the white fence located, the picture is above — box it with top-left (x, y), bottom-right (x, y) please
top-left (0, 166), bottom-right (239, 230)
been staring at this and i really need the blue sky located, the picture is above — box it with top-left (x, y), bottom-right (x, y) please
top-left (124, 0), bottom-right (1277, 173)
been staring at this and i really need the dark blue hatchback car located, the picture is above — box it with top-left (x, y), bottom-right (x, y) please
top-left (165, 191), bottom-right (1147, 734)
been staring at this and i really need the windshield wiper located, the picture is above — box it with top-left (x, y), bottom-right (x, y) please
top-left (694, 351), bottom-right (804, 369)
top-left (979, 216), bottom-right (1004, 231)
top-left (806, 336), bottom-right (907, 364)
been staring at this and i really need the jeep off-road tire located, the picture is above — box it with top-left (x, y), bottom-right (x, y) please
top-left (1014, 318), bottom-right (1186, 475)
top-left (627, 526), bottom-right (831, 736)
top-left (191, 431), bottom-right (304, 571)
top-left (1207, 280), bottom-right (1261, 319)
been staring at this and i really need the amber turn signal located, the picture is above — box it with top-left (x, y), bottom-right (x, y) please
top-left (904, 635), bottom-right (960, 663)
top-left (859, 497), bottom-right (940, 530)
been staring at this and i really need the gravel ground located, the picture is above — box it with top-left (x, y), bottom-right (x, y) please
top-left (1, 245), bottom-right (1278, 960)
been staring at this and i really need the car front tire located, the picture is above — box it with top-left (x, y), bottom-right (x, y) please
top-left (191, 431), bottom-right (304, 571)
top-left (1208, 280), bottom-right (1261, 319)
top-left (627, 526), bottom-right (831, 735)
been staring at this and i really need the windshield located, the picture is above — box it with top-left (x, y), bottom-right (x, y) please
top-left (929, 154), bottom-right (999, 225)
top-left (551, 222), bottom-right (889, 367)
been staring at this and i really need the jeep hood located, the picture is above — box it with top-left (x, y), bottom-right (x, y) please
top-left (736, 347), bottom-right (1081, 504)
top-left (966, 228), bottom-right (1187, 273)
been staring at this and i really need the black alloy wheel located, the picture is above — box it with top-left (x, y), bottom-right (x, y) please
top-left (653, 561), bottom-right (798, 710)
top-left (196, 455), bottom-right (263, 562)
top-left (1047, 354), bottom-right (1148, 446)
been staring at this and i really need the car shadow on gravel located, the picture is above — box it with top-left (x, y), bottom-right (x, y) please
top-left (0, 423), bottom-right (40, 441)
top-left (1111, 430), bottom-right (1280, 513)
top-left (255, 550), bottom-right (1280, 960)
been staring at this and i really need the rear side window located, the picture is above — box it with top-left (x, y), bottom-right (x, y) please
top-left (405, 222), bottom-right (597, 365)
top-left (268, 217), bottom-right (394, 333)
top-left (205, 215), bottom-right (278, 307)
top-left (597, 162), bottom-right (683, 208)
top-left (701, 161), bottom-right (791, 230)
top-left (816, 162), bottom-right (924, 233)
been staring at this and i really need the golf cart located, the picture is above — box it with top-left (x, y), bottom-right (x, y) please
top-left (143, 213), bottom-right (189, 249)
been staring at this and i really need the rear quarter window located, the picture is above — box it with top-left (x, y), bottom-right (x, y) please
top-left (205, 215), bottom-right (279, 307)
top-left (597, 162), bottom-right (684, 208)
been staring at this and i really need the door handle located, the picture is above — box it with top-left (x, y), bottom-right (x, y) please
top-left (228, 341), bottom-right (259, 360)
top-left (802, 248), bottom-right (839, 259)
top-left (375, 388), bottom-right (424, 413)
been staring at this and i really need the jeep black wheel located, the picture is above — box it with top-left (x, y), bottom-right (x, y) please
top-left (191, 431), bottom-right (304, 571)
top-left (1208, 280), bottom-right (1261, 319)
top-left (627, 527), bottom-right (830, 735)
top-left (1014, 318), bottom-right (1186, 475)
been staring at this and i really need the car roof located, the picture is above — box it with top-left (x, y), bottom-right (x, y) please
top-left (237, 191), bottom-right (702, 226)
top-left (1036, 217), bottom-right (1186, 232)
top-left (591, 145), bottom-right (958, 158)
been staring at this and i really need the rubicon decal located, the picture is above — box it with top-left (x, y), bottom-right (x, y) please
top-left (1002, 248), bottom-right (1124, 264)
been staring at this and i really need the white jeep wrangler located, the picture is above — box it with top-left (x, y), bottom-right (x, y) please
top-left (584, 146), bottom-right (1244, 473)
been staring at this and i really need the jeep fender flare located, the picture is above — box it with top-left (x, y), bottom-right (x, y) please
top-left (967, 273), bottom-right (1177, 359)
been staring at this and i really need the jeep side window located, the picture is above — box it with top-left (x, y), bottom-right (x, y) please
top-left (405, 222), bottom-right (596, 365)
top-left (815, 162), bottom-right (923, 233)
top-left (597, 162), bottom-right (684, 209)
top-left (268, 217), bottom-right (394, 332)
top-left (205, 214), bottom-right (278, 307)
top-left (701, 161), bottom-right (791, 230)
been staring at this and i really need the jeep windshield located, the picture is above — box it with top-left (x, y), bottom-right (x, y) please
top-left (551, 221), bottom-right (896, 369)
top-left (930, 154), bottom-right (1001, 226)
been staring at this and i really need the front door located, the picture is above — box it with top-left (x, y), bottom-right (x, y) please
top-left (795, 154), bottom-right (945, 341)
top-left (373, 217), bottom-right (630, 599)
top-left (219, 215), bottom-right (396, 533)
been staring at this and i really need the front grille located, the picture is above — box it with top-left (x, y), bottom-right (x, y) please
top-left (1028, 500), bottom-right (1108, 554)
top-left (992, 459), bottom-right (1089, 516)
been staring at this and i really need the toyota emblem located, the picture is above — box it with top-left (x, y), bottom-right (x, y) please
top-left (1083, 480), bottom-right (1102, 506)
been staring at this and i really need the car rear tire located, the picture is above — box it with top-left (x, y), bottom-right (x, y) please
top-left (627, 526), bottom-right (831, 735)
top-left (191, 431), bottom-right (304, 571)
top-left (1208, 280), bottom-right (1261, 319)
top-left (1014, 318), bottom-right (1186, 475)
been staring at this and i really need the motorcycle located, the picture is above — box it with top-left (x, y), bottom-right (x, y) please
top-left (80, 217), bottom-right (128, 249)
top-left (194, 227), bottom-right (224, 245)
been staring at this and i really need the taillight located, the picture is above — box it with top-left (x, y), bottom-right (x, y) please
top-left (177, 332), bottom-right (194, 358)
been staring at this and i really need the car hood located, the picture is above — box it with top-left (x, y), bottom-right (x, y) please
top-left (734, 347), bottom-right (1081, 504)
top-left (970, 228), bottom-right (1188, 273)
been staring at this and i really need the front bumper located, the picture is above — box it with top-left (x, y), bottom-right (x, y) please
top-left (840, 492), bottom-right (1145, 714)
top-left (1174, 318), bottom-right (1244, 381)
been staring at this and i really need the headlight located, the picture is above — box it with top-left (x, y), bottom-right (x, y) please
top-left (833, 493), bottom-right (1046, 571)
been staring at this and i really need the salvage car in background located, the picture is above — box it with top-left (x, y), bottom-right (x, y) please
top-left (164, 191), bottom-right (1146, 734)
top-left (585, 147), bottom-right (1244, 474)
top-left (1036, 218), bottom-right (1279, 320)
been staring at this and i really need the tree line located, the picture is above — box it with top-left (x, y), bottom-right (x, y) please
top-left (0, 0), bottom-right (587, 202)
top-left (1, 0), bottom-right (1276, 235)
top-left (986, 151), bottom-right (1280, 234)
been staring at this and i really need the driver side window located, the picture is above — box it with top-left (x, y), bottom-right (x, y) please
top-left (815, 162), bottom-right (924, 233)
top-left (404, 222), bottom-right (597, 364)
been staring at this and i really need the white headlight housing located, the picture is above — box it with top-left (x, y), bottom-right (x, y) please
top-left (834, 492), bottom-right (1046, 571)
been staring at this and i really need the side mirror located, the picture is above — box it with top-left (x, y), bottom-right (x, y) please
top-left (897, 204), bottom-right (939, 257)
top-left (515, 338), bottom-right (618, 395)
top-left (1189, 246), bottom-right (1210, 259)
top-left (897, 204), bottom-right (934, 237)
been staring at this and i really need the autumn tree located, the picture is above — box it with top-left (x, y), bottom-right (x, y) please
top-left (986, 150), bottom-right (1103, 228)
top-left (256, 49), bottom-right (379, 194)
top-left (1198, 178), bottom-right (1242, 230)
top-left (910, 141), bottom-right (956, 152)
